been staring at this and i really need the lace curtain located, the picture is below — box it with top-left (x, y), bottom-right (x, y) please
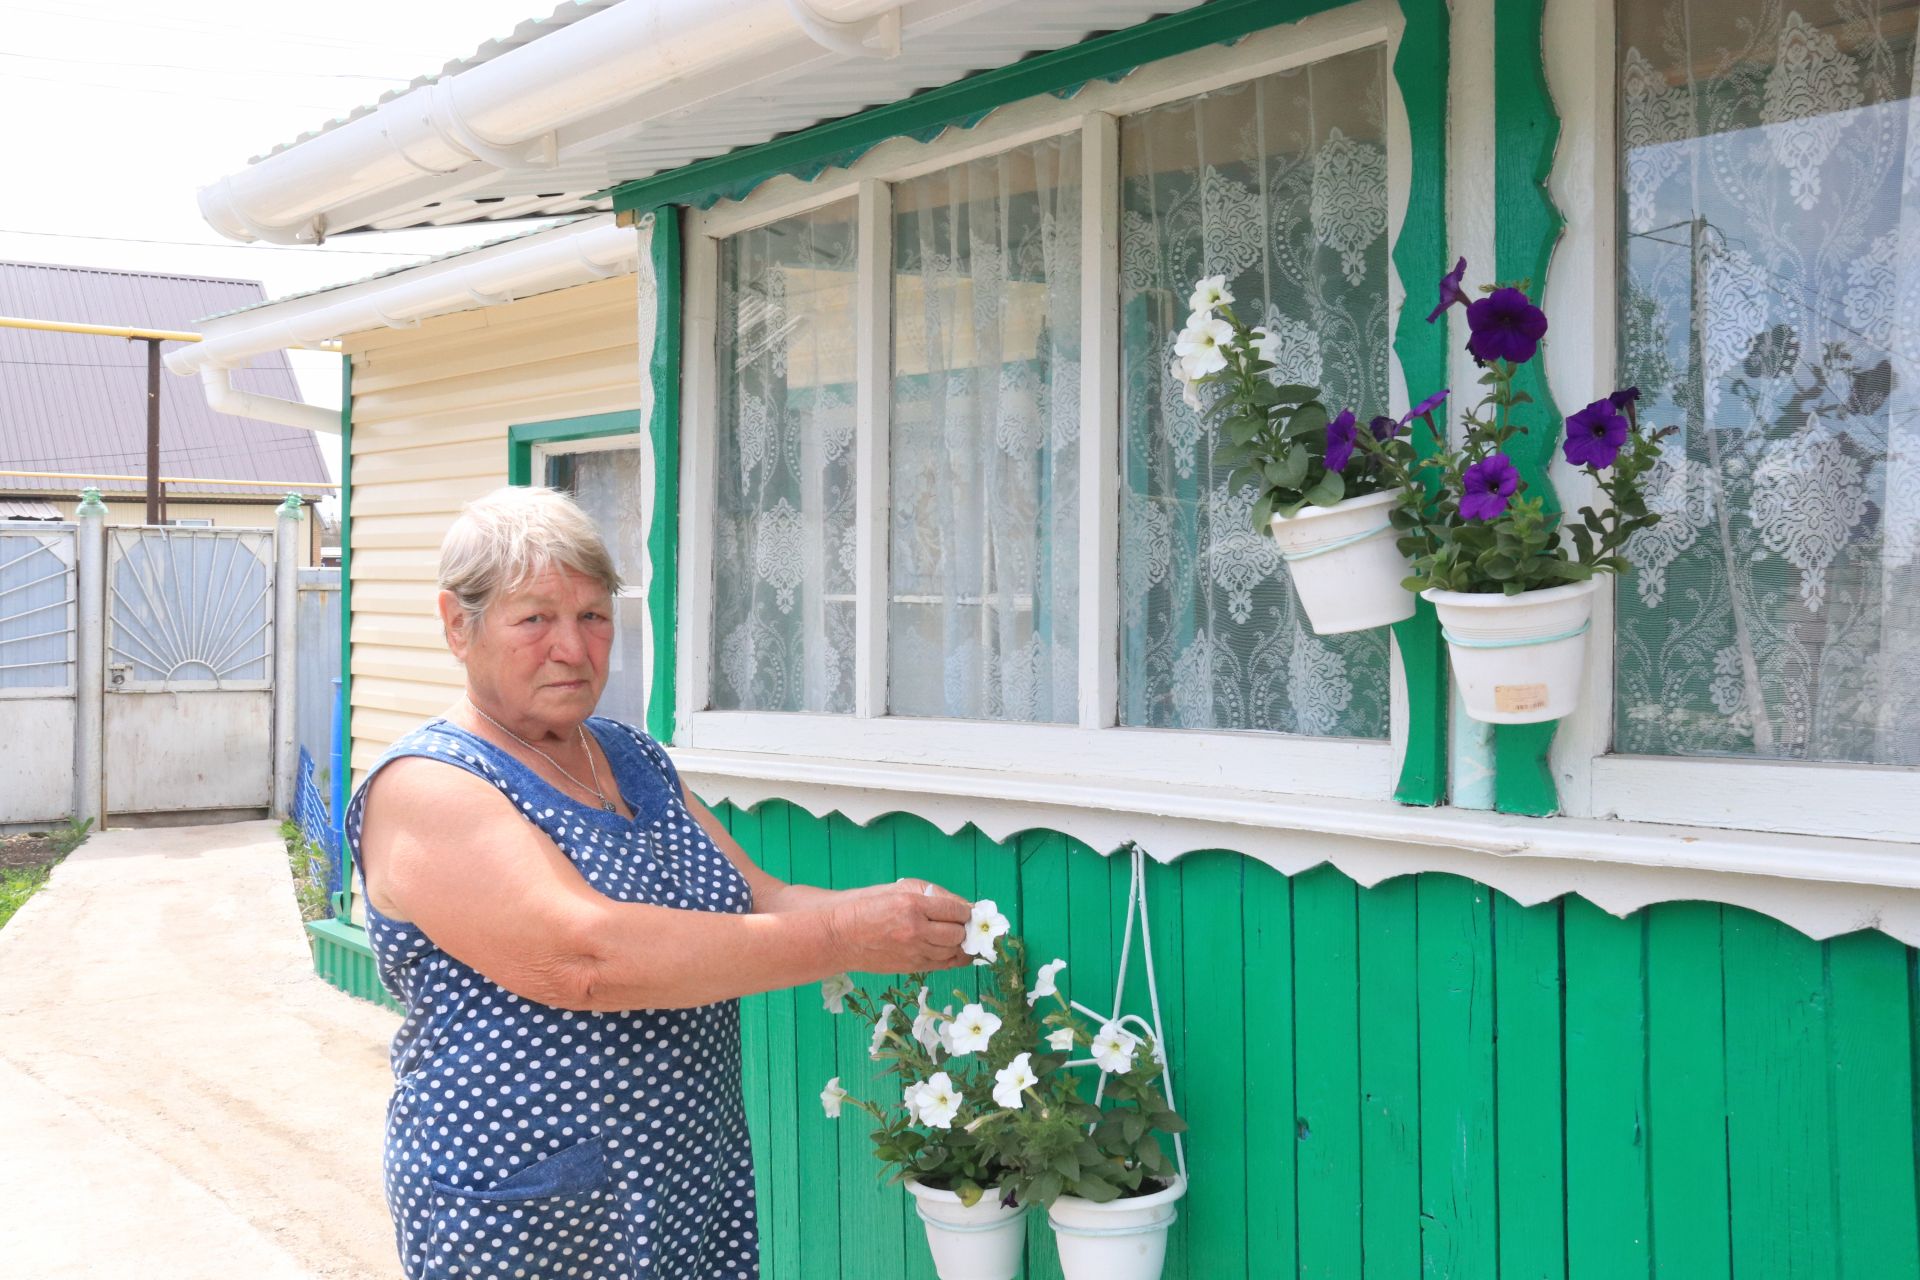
top-left (1616, 0), bottom-right (1920, 765)
top-left (547, 448), bottom-right (650, 730)
top-left (1116, 46), bottom-right (1393, 738)
top-left (889, 138), bottom-right (1082, 722)
top-left (710, 202), bottom-right (859, 714)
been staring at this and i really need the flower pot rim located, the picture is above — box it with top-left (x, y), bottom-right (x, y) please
top-left (1269, 486), bottom-right (1402, 524)
top-left (1051, 1174), bottom-right (1188, 1213)
top-left (903, 1178), bottom-right (1018, 1207)
top-left (1420, 578), bottom-right (1600, 609)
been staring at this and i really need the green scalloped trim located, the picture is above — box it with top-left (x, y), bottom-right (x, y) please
top-left (1492, 0), bottom-right (1565, 818)
top-left (1390, 0), bottom-right (1451, 807)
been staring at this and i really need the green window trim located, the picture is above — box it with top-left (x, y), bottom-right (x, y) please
top-left (506, 410), bottom-right (643, 486)
top-left (635, 1), bottom-right (1457, 805)
top-left (1491, 0), bottom-right (1564, 818)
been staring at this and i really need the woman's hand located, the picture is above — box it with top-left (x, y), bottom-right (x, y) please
top-left (825, 879), bottom-right (973, 973)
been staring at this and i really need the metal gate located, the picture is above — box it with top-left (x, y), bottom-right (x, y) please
top-left (0, 525), bottom-right (78, 826)
top-left (105, 526), bottom-right (276, 816)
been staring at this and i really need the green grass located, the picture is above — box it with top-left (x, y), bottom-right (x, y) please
top-left (0, 865), bottom-right (52, 930)
top-left (279, 820), bottom-right (333, 924)
top-left (0, 816), bottom-right (90, 932)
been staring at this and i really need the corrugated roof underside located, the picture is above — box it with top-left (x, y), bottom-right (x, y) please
top-left (280, 1), bottom-right (1197, 234)
top-left (0, 262), bottom-right (331, 499)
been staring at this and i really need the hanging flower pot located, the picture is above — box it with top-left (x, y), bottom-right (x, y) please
top-left (1269, 488), bottom-right (1416, 634)
top-left (905, 1180), bottom-right (1028, 1280)
top-left (1423, 579), bottom-right (1599, 724)
top-left (1047, 1174), bottom-right (1186, 1280)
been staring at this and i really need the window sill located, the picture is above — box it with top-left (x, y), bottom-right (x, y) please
top-left (671, 746), bottom-right (1920, 946)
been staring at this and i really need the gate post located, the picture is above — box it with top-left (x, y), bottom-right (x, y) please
top-left (272, 495), bottom-right (302, 818)
top-left (73, 488), bottom-right (106, 830)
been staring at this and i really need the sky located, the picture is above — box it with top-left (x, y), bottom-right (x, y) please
top-left (0, 0), bottom-right (572, 488)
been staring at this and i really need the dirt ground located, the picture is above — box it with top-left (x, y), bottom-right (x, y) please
top-left (0, 820), bottom-right (401, 1278)
top-left (0, 831), bottom-right (61, 871)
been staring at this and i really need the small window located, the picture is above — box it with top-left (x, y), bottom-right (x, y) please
top-left (1116, 48), bottom-right (1394, 738)
top-left (710, 200), bottom-right (860, 714)
top-left (1614, 0), bottom-right (1920, 767)
top-left (542, 442), bottom-right (648, 729)
top-left (170, 518), bottom-right (214, 528)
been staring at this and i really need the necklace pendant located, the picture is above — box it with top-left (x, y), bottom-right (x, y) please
top-left (602, 799), bottom-right (617, 814)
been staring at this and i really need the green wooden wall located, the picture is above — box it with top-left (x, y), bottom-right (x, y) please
top-left (713, 800), bottom-right (1920, 1280)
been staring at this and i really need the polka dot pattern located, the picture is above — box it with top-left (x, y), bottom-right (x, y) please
top-left (346, 717), bottom-right (760, 1278)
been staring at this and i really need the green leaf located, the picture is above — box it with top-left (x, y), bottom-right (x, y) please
top-left (1287, 401), bottom-right (1331, 440)
top-left (1301, 469), bottom-right (1346, 509)
top-left (1278, 444), bottom-right (1310, 490)
top-left (1072, 1174), bottom-right (1121, 1203)
top-left (1270, 382), bottom-right (1319, 404)
top-left (1153, 1110), bottom-right (1189, 1134)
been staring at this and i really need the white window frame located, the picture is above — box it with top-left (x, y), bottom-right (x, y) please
top-left (1543, 0), bottom-right (1920, 845)
top-left (676, 0), bottom-right (1414, 802)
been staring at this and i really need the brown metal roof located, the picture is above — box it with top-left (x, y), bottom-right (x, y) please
top-left (0, 261), bottom-right (331, 502)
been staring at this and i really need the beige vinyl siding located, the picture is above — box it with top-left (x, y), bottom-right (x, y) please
top-left (345, 276), bottom-right (640, 777)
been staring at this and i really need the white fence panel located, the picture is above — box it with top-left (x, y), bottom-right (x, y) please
top-left (0, 525), bottom-right (77, 826)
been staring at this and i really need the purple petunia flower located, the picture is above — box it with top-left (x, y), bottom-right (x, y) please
top-left (1563, 397), bottom-right (1630, 469)
top-left (1607, 385), bottom-right (1641, 410)
top-left (1426, 257), bottom-right (1470, 324)
top-left (1403, 388), bottom-right (1450, 425)
top-left (1325, 409), bottom-right (1358, 472)
top-left (1465, 287), bottom-right (1549, 364)
top-left (1369, 414), bottom-right (1400, 441)
top-left (1459, 453), bottom-right (1520, 521)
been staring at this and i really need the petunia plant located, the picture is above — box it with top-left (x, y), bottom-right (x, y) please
top-left (1370, 257), bottom-right (1674, 595)
top-left (820, 901), bottom-right (1184, 1211)
top-left (1172, 276), bottom-right (1405, 530)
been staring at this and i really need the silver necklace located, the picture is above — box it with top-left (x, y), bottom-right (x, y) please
top-left (464, 697), bottom-right (617, 813)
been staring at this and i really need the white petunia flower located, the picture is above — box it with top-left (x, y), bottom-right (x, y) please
top-left (1250, 325), bottom-right (1281, 365)
top-left (911, 987), bottom-right (944, 1057)
top-left (992, 1053), bottom-right (1038, 1109)
top-left (1090, 1022), bottom-right (1140, 1074)
top-left (1046, 1027), bottom-right (1077, 1053)
top-left (1026, 958), bottom-right (1067, 1007)
top-left (902, 1079), bottom-right (926, 1124)
top-left (1170, 356), bottom-right (1205, 411)
top-left (962, 899), bottom-right (1011, 961)
top-left (869, 1002), bottom-right (897, 1060)
top-left (946, 1003), bottom-right (1002, 1056)
top-left (1174, 316), bottom-right (1235, 379)
top-left (916, 1072), bottom-right (962, 1129)
top-left (821, 1076), bottom-right (848, 1119)
top-left (1188, 275), bottom-right (1233, 316)
top-left (821, 973), bottom-right (854, 1014)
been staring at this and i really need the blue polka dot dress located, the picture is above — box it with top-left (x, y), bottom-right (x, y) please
top-left (345, 717), bottom-right (760, 1279)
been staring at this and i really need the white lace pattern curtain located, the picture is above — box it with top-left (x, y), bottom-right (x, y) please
top-left (1116, 46), bottom-right (1393, 738)
top-left (1617, 0), bottom-right (1920, 765)
top-left (889, 139), bottom-right (1082, 722)
top-left (710, 201), bottom-right (859, 714)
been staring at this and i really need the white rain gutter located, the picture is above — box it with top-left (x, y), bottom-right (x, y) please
top-left (168, 215), bottom-right (642, 434)
top-left (198, 0), bottom-right (911, 244)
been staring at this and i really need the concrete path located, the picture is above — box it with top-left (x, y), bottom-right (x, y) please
top-left (0, 821), bottom-right (402, 1278)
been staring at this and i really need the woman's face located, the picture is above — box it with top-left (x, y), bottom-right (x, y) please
top-left (444, 565), bottom-right (615, 730)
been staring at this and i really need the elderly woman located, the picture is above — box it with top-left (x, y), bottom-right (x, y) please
top-left (348, 486), bottom-right (972, 1279)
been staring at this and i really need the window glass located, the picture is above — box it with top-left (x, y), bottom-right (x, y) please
top-left (889, 137), bottom-right (1082, 722)
top-left (710, 202), bottom-right (859, 713)
top-left (1116, 47), bottom-right (1393, 737)
top-left (1615, 0), bottom-right (1920, 765)
top-left (545, 446), bottom-right (649, 730)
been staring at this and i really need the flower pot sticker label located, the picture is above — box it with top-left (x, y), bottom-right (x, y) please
top-left (1494, 683), bottom-right (1549, 714)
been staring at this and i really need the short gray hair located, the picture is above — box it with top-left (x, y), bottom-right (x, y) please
top-left (438, 486), bottom-right (622, 625)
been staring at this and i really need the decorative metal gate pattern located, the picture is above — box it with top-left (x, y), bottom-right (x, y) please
top-left (105, 527), bottom-right (275, 815)
top-left (0, 526), bottom-right (78, 825)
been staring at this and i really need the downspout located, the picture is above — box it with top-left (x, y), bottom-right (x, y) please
top-left (199, 366), bottom-right (340, 436)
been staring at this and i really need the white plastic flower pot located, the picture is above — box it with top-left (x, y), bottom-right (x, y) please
top-left (1423, 579), bottom-right (1600, 724)
top-left (1269, 489), bottom-right (1416, 634)
top-left (905, 1180), bottom-right (1028, 1280)
top-left (1047, 1175), bottom-right (1186, 1280)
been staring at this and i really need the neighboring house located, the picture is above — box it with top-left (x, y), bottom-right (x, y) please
top-left (173, 2), bottom-right (1920, 1275)
top-left (0, 261), bottom-right (331, 561)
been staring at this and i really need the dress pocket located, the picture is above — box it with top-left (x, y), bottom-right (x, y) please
top-left (423, 1140), bottom-right (628, 1279)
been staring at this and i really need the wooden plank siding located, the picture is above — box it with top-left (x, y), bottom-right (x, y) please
top-left (723, 800), bottom-right (1920, 1279)
top-left (341, 276), bottom-right (641, 777)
